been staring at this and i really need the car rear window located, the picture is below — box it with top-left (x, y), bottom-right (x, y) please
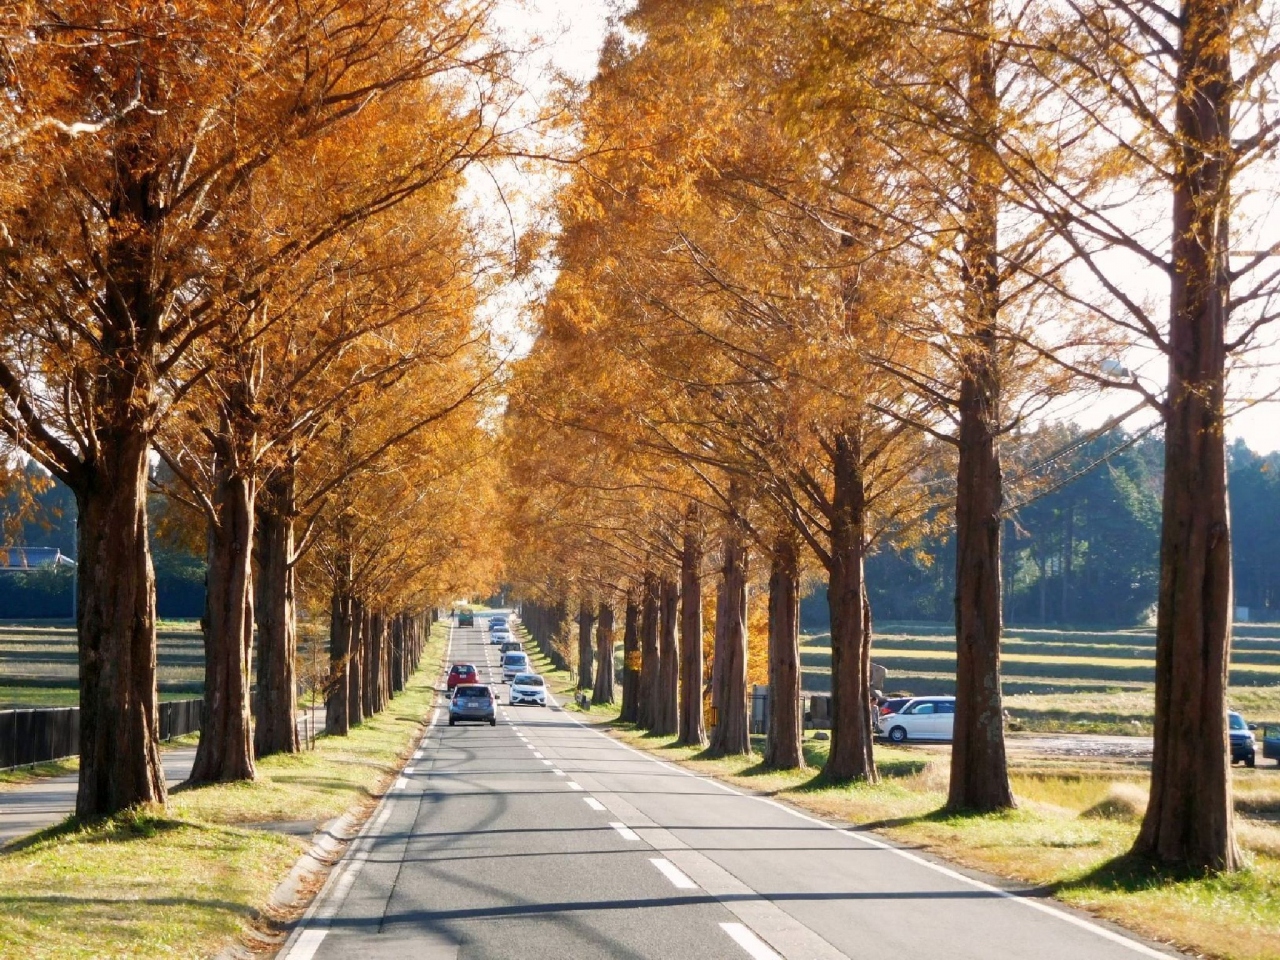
top-left (513, 674), bottom-right (544, 686)
top-left (455, 685), bottom-right (490, 698)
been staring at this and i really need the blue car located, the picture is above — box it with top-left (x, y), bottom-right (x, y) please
top-left (449, 685), bottom-right (496, 726)
top-left (1229, 711), bottom-right (1256, 768)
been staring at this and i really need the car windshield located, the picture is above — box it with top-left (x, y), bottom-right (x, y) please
top-left (1229, 713), bottom-right (1247, 730)
top-left (513, 674), bottom-right (543, 686)
top-left (455, 686), bottom-right (489, 698)
top-left (504, 654), bottom-right (527, 666)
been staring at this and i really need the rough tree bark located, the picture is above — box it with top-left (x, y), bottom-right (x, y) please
top-left (325, 586), bottom-right (352, 736)
top-left (619, 594), bottom-right (641, 723)
top-left (824, 429), bottom-right (876, 782)
top-left (677, 507), bottom-right (706, 747)
top-left (74, 430), bottom-right (167, 817)
top-left (591, 602), bottom-right (616, 704)
top-left (948, 0), bottom-right (1014, 812)
top-left (637, 572), bottom-right (661, 730)
top-left (1133, 0), bottom-right (1239, 872)
top-left (577, 599), bottom-right (595, 690)
top-left (254, 466), bottom-right (299, 757)
top-left (190, 433), bottom-right (257, 785)
top-left (653, 576), bottom-right (680, 736)
top-left (347, 598), bottom-right (365, 727)
top-left (708, 522), bottom-right (750, 758)
top-left (765, 535), bottom-right (804, 770)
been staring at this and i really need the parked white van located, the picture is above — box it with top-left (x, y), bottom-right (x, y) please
top-left (876, 696), bottom-right (956, 742)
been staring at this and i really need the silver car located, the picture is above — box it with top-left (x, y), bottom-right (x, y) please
top-left (449, 684), bottom-right (496, 726)
top-left (502, 651), bottom-right (530, 683)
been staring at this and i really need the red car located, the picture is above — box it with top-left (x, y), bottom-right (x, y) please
top-left (447, 663), bottom-right (478, 691)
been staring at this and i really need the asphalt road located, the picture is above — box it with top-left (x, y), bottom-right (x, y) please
top-left (281, 616), bottom-right (1185, 960)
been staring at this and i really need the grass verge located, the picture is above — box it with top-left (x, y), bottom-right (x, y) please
top-left (0, 619), bottom-right (449, 960)
top-left (596, 716), bottom-right (1280, 960)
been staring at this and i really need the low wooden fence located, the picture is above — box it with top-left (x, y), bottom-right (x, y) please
top-left (0, 699), bottom-right (203, 771)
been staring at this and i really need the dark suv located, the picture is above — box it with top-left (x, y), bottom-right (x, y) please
top-left (1229, 711), bottom-right (1257, 768)
top-left (458, 610), bottom-right (474, 627)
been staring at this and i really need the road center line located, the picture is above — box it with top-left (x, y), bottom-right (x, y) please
top-left (609, 821), bottom-right (640, 841)
top-left (585, 797), bottom-right (606, 811)
top-left (650, 857), bottom-right (698, 889)
top-left (721, 923), bottom-right (782, 960)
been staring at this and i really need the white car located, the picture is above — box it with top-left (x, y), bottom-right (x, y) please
top-left (509, 673), bottom-right (548, 706)
top-left (502, 651), bottom-right (531, 682)
top-left (490, 627), bottom-right (511, 645)
top-left (877, 696), bottom-right (956, 743)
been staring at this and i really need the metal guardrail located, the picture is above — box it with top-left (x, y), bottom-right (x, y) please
top-left (1, 699), bottom-right (203, 771)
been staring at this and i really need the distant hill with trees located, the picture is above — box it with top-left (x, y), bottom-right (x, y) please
top-left (799, 432), bottom-right (1279, 628)
top-left (1, 463), bottom-right (204, 619)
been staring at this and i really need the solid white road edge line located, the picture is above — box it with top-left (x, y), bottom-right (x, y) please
top-left (650, 857), bottom-right (698, 889)
top-left (555, 701), bottom-right (1174, 960)
top-left (610, 821), bottom-right (641, 841)
top-left (721, 923), bottom-right (783, 960)
top-left (281, 622), bottom-right (449, 960)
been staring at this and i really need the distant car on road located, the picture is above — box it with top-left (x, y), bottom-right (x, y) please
top-left (502, 651), bottom-right (531, 683)
top-left (877, 696), bottom-right (956, 743)
top-left (509, 673), bottom-right (547, 707)
top-left (447, 663), bottom-right (478, 691)
top-left (491, 627), bottom-right (512, 644)
top-left (458, 610), bottom-right (474, 627)
top-left (500, 639), bottom-right (523, 655)
top-left (488, 617), bottom-right (508, 631)
top-left (1229, 711), bottom-right (1257, 767)
top-left (449, 684), bottom-right (496, 726)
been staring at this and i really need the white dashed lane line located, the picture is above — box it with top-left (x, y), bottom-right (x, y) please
top-left (567, 782), bottom-right (584, 791)
top-left (584, 797), bottom-right (606, 811)
top-left (609, 822), bottom-right (640, 842)
top-left (650, 857), bottom-right (698, 890)
top-left (721, 923), bottom-right (783, 960)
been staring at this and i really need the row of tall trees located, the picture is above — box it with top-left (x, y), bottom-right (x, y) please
top-left (0, 1), bottom-right (513, 816)
top-left (504, 0), bottom-right (1280, 874)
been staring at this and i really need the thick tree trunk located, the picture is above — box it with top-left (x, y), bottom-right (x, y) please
top-left (577, 599), bottom-right (595, 690)
top-left (325, 587), bottom-right (351, 736)
top-left (637, 572), bottom-right (661, 730)
top-left (347, 598), bottom-right (364, 727)
top-left (74, 431), bottom-right (166, 817)
top-left (653, 576), bottom-right (680, 736)
top-left (1134, 0), bottom-right (1239, 872)
top-left (824, 430), bottom-right (876, 782)
top-left (765, 536), bottom-right (804, 770)
top-left (708, 525), bottom-right (750, 758)
top-left (591, 602), bottom-right (616, 704)
top-left (254, 468), bottom-right (299, 758)
top-left (190, 447), bottom-right (256, 785)
top-left (948, 0), bottom-right (1014, 812)
top-left (710, 580), bottom-right (726, 713)
top-left (619, 595), bottom-right (641, 723)
top-left (677, 509), bottom-right (706, 748)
